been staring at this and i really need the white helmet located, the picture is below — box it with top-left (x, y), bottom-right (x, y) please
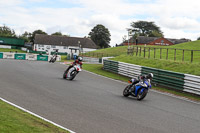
top-left (78, 56), bottom-right (83, 61)
top-left (147, 73), bottom-right (153, 79)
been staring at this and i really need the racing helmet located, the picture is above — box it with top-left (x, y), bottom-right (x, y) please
top-left (78, 56), bottom-right (83, 61)
top-left (147, 73), bottom-right (153, 79)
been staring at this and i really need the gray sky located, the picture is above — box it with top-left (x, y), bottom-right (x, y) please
top-left (1, 0), bottom-right (200, 46)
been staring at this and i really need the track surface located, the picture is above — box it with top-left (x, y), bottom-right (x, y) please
top-left (0, 60), bottom-right (200, 133)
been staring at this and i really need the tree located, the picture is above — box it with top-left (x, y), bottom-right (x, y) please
top-left (0, 25), bottom-right (16, 37)
top-left (197, 37), bottom-right (200, 40)
top-left (30, 29), bottom-right (47, 42)
top-left (19, 31), bottom-right (32, 42)
top-left (130, 21), bottom-right (163, 38)
top-left (51, 32), bottom-right (70, 37)
top-left (88, 24), bottom-right (111, 48)
top-left (149, 30), bottom-right (164, 37)
top-left (51, 32), bottom-right (62, 36)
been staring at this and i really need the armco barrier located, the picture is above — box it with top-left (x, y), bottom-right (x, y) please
top-left (141, 66), bottom-right (185, 91)
top-left (103, 60), bottom-right (119, 73)
top-left (15, 53), bottom-right (26, 60)
top-left (118, 62), bottom-right (141, 78)
top-left (0, 52), bottom-right (3, 59)
top-left (103, 59), bottom-right (200, 95)
top-left (184, 74), bottom-right (200, 95)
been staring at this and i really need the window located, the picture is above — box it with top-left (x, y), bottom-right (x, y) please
top-left (51, 45), bottom-right (56, 48)
top-left (161, 40), bottom-right (164, 45)
top-left (38, 45), bottom-right (44, 47)
top-left (63, 46), bottom-right (68, 49)
top-left (46, 46), bottom-right (50, 49)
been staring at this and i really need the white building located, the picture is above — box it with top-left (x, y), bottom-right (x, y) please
top-left (33, 34), bottom-right (97, 55)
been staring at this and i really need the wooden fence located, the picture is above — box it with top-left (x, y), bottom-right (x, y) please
top-left (80, 52), bottom-right (125, 58)
top-left (127, 47), bottom-right (200, 63)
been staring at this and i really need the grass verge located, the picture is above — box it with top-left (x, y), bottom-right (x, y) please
top-left (0, 48), bottom-right (25, 53)
top-left (83, 63), bottom-right (200, 102)
top-left (0, 99), bottom-right (70, 133)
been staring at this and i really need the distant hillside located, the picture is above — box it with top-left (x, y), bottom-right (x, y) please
top-left (81, 40), bottom-right (200, 58)
top-left (82, 46), bottom-right (128, 57)
top-left (89, 40), bottom-right (200, 55)
top-left (168, 40), bottom-right (200, 50)
top-left (82, 41), bottom-right (200, 75)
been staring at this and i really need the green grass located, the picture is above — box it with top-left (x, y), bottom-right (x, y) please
top-left (128, 40), bottom-right (200, 63)
top-left (81, 40), bottom-right (200, 63)
top-left (61, 55), bottom-right (68, 62)
top-left (128, 47), bottom-right (200, 63)
top-left (169, 40), bottom-right (200, 50)
top-left (0, 100), bottom-right (69, 133)
top-left (130, 40), bottom-right (200, 50)
top-left (83, 64), bottom-right (200, 102)
top-left (0, 48), bottom-right (26, 53)
top-left (80, 46), bottom-right (128, 57)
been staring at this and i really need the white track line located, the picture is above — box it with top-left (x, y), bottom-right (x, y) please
top-left (0, 97), bottom-right (76, 133)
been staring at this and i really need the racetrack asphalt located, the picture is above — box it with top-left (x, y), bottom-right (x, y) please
top-left (0, 59), bottom-right (200, 133)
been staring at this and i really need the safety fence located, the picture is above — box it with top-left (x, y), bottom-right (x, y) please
top-left (103, 59), bottom-right (200, 95)
top-left (0, 52), bottom-right (61, 62)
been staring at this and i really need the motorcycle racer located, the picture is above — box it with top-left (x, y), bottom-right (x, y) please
top-left (129, 73), bottom-right (153, 92)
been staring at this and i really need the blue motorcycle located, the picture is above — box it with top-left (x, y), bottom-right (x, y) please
top-left (123, 79), bottom-right (151, 100)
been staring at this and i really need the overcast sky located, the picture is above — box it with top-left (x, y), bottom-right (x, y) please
top-left (0, 0), bottom-right (200, 46)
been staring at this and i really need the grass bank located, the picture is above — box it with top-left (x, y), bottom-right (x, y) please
top-left (0, 99), bottom-right (69, 133)
top-left (0, 48), bottom-right (25, 53)
top-left (83, 63), bottom-right (200, 102)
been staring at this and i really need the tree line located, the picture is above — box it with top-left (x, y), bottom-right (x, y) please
top-left (0, 25), bottom-right (69, 43)
top-left (0, 24), bottom-right (111, 48)
top-left (1, 21), bottom-right (199, 49)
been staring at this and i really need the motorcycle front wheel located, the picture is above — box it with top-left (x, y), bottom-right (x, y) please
top-left (68, 70), bottom-right (77, 80)
top-left (123, 85), bottom-right (131, 97)
top-left (137, 89), bottom-right (148, 101)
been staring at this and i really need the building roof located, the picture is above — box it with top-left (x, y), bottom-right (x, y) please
top-left (166, 38), bottom-right (191, 44)
top-left (128, 36), bottom-right (191, 45)
top-left (137, 36), bottom-right (159, 44)
top-left (34, 34), bottom-right (97, 49)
